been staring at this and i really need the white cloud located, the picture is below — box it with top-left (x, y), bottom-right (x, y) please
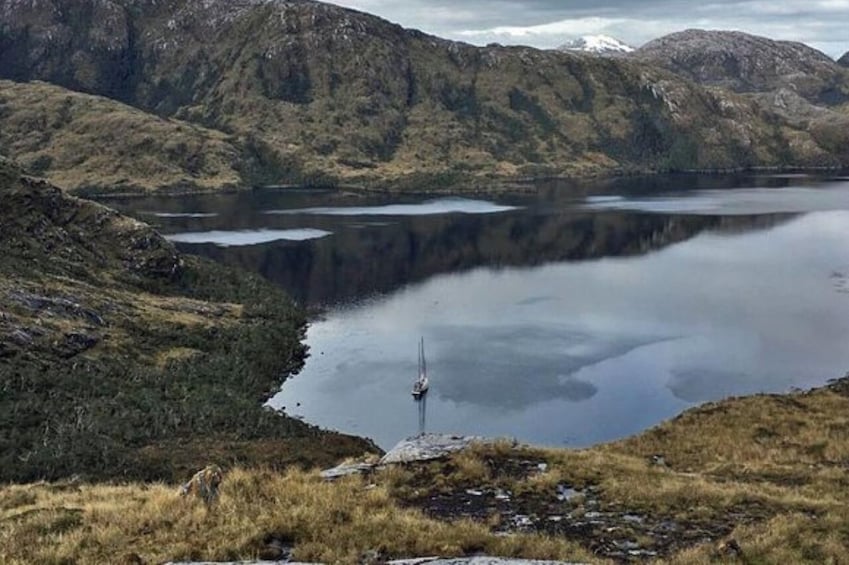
top-left (457, 17), bottom-right (627, 39)
top-left (330, 0), bottom-right (849, 57)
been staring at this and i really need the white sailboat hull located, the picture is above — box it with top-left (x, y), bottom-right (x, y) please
top-left (412, 337), bottom-right (430, 398)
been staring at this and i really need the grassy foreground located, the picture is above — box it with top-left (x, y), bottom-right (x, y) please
top-left (4, 377), bottom-right (849, 564)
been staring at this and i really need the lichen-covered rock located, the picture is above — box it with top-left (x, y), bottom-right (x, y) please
top-left (319, 462), bottom-right (376, 480)
top-left (380, 434), bottom-right (488, 465)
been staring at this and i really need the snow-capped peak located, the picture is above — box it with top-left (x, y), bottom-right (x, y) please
top-left (558, 35), bottom-right (634, 55)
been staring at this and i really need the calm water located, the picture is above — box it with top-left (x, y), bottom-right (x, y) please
top-left (108, 173), bottom-right (849, 449)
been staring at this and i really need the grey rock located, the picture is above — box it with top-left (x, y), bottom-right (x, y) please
top-left (622, 514), bottom-right (644, 524)
top-left (58, 332), bottom-right (100, 358)
top-left (319, 462), bottom-right (375, 480)
top-left (556, 485), bottom-right (582, 502)
top-left (379, 434), bottom-right (485, 465)
top-left (9, 328), bottom-right (33, 346)
top-left (389, 556), bottom-right (580, 565)
top-left (650, 454), bottom-right (667, 467)
top-left (838, 52), bottom-right (849, 68)
top-left (494, 489), bottom-right (511, 501)
top-left (320, 434), bottom-right (489, 479)
top-left (7, 290), bottom-right (105, 326)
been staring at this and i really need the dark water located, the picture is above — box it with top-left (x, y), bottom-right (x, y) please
top-left (108, 173), bottom-right (849, 449)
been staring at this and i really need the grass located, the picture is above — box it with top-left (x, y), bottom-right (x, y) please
top-left (0, 468), bottom-right (594, 565)
top-left (5, 379), bottom-right (849, 563)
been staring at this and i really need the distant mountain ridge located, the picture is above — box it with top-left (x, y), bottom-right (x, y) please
top-left (558, 35), bottom-right (634, 55)
top-left (0, 2), bottom-right (846, 193)
top-left (632, 29), bottom-right (849, 106)
top-left (839, 52), bottom-right (849, 68)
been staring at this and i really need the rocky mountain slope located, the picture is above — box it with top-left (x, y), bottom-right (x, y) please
top-left (839, 52), bottom-right (849, 68)
top-left (0, 0), bottom-right (846, 193)
top-left (0, 80), bottom-right (247, 194)
top-left (632, 29), bottom-right (849, 106)
top-left (0, 157), bottom-right (374, 481)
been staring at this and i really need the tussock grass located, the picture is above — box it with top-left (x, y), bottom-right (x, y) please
top-left (0, 468), bottom-right (594, 564)
top-left (4, 382), bottom-right (849, 562)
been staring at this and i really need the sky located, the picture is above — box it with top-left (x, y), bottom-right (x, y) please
top-left (332, 0), bottom-right (849, 58)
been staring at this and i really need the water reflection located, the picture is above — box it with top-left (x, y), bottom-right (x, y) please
top-left (105, 173), bottom-right (849, 449)
top-left (269, 211), bottom-right (849, 447)
top-left (165, 211), bottom-right (792, 306)
top-left (417, 394), bottom-right (427, 436)
top-left (263, 197), bottom-right (519, 216)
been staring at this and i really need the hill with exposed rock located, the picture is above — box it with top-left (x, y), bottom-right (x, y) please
top-left (0, 156), bottom-right (374, 482)
top-left (632, 29), bottom-right (849, 106)
top-left (0, 0), bottom-right (847, 194)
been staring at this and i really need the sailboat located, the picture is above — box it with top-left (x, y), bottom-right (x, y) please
top-left (412, 337), bottom-right (430, 399)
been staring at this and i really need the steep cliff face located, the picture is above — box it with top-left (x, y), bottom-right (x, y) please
top-left (632, 29), bottom-right (849, 106)
top-left (0, 1), bottom-right (846, 191)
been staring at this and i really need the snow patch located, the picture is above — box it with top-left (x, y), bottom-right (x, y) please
top-left (558, 35), bottom-right (634, 54)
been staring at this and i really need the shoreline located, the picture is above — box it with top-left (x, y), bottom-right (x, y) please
top-left (77, 164), bottom-right (849, 200)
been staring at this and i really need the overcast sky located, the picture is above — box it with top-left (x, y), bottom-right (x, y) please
top-left (332, 0), bottom-right (849, 58)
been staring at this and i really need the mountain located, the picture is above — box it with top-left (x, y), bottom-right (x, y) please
top-left (632, 29), bottom-right (849, 106)
top-left (558, 35), bottom-right (634, 55)
top-left (0, 80), bottom-right (247, 195)
top-left (0, 2), bottom-right (846, 193)
top-left (0, 156), bottom-right (373, 481)
top-left (839, 52), bottom-right (849, 68)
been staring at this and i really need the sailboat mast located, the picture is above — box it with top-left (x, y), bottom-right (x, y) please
top-left (421, 338), bottom-right (426, 376)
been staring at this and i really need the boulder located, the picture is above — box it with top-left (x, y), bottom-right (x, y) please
top-left (379, 434), bottom-right (486, 465)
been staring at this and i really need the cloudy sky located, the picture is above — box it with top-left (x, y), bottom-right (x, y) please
top-left (333, 0), bottom-right (849, 58)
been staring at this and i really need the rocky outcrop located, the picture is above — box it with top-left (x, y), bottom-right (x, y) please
top-left (321, 434), bottom-right (489, 478)
top-left (381, 434), bottom-right (485, 464)
top-left (632, 29), bottom-right (849, 105)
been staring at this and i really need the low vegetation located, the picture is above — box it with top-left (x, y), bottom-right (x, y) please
top-left (0, 80), bottom-right (246, 195)
top-left (0, 157), bottom-right (374, 483)
top-left (4, 378), bottom-right (849, 563)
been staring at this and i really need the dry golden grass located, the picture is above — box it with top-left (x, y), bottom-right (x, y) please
top-left (0, 468), bottom-right (595, 565)
top-left (376, 384), bottom-right (849, 563)
top-left (4, 376), bottom-right (849, 562)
